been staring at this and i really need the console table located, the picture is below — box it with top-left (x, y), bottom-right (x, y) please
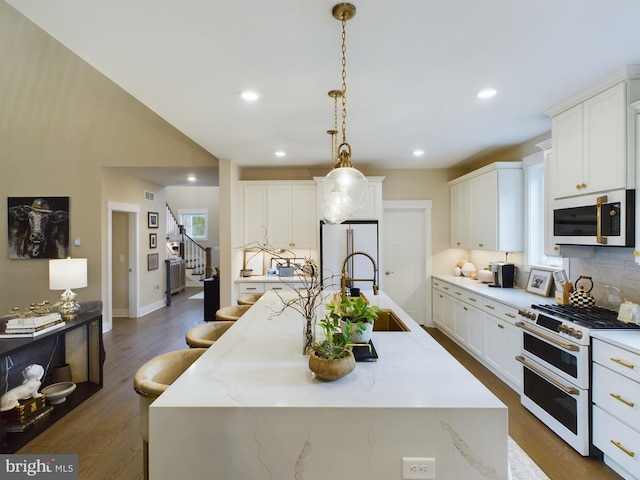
top-left (0, 302), bottom-right (104, 453)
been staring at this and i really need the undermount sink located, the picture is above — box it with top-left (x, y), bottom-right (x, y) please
top-left (373, 310), bottom-right (410, 332)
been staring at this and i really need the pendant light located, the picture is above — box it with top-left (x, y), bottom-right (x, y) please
top-left (321, 3), bottom-right (368, 225)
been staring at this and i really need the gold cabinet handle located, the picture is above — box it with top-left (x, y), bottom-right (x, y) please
top-left (498, 324), bottom-right (504, 329)
top-left (581, 183), bottom-right (587, 189)
top-left (478, 243), bottom-right (484, 247)
top-left (485, 305), bottom-right (495, 310)
top-left (454, 291), bottom-right (461, 296)
top-left (443, 286), bottom-right (450, 291)
top-left (611, 440), bottom-right (635, 457)
top-left (610, 393), bottom-right (635, 408)
top-left (634, 251), bottom-right (639, 257)
top-left (554, 246), bottom-right (559, 251)
top-left (611, 357), bottom-right (635, 369)
top-left (505, 313), bottom-right (516, 319)
top-left (576, 184), bottom-right (582, 190)
top-left (468, 297), bottom-right (477, 302)
top-left (464, 306), bottom-right (468, 311)
top-left (438, 294), bottom-right (444, 298)
top-left (433, 281), bottom-right (440, 286)
top-left (456, 242), bottom-right (461, 245)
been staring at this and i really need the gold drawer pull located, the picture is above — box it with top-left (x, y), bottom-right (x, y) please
top-left (433, 282), bottom-right (440, 286)
top-left (463, 306), bottom-right (468, 311)
top-left (454, 291), bottom-right (461, 296)
top-left (271, 287), bottom-right (283, 290)
top-left (611, 357), bottom-right (635, 369)
top-left (485, 305), bottom-right (495, 310)
top-left (610, 393), bottom-right (635, 408)
top-left (468, 297), bottom-right (477, 302)
top-left (505, 313), bottom-right (516, 319)
top-left (246, 287), bottom-right (258, 291)
top-left (611, 440), bottom-right (635, 457)
top-left (443, 286), bottom-right (450, 291)
top-left (498, 324), bottom-right (504, 329)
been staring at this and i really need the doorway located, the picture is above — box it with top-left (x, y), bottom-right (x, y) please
top-left (382, 201), bottom-right (432, 325)
top-left (107, 201), bottom-right (140, 331)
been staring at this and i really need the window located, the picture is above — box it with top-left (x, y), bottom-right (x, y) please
top-left (524, 154), bottom-right (562, 270)
top-left (179, 209), bottom-right (208, 241)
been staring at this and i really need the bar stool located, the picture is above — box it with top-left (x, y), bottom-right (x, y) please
top-left (185, 321), bottom-right (234, 348)
top-left (133, 348), bottom-right (207, 480)
top-left (215, 304), bottom-right (251, 321)
top-left (237, 293), bottom-right (263, 305)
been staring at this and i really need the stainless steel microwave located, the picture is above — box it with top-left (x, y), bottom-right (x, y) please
top-left (553, 189), bottom-right (635, 247)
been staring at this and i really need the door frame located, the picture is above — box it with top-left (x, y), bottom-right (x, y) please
top-left (382, 200), bottom-right (432, 325)
top-left (107, 201), bottom-right (140, 328)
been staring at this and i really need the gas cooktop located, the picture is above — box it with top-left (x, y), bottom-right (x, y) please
top-left (532, 304), bottom-right (640, 330)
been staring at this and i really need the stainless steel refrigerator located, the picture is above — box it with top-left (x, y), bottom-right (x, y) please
top-left (320, 220), bottom-right (379, 293)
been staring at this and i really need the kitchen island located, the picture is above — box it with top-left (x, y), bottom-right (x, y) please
top-left (149, 291), bottom-right (508, 479)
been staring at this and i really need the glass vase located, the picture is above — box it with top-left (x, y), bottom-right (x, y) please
top-left (302, 315), bottom-right (316, 355)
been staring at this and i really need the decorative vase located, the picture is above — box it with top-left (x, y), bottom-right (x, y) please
top-left (341, 320), bottom-right (373, 344)
top-left (302, 315), bottom-right (316, 355)
top-left (308, 351), bottom-right (355, 381)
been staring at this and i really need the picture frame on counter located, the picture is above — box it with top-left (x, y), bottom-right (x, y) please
top-left (243, 249), bottom-right (264, 276)
top-left (526, 268), bottom-right (553, 297)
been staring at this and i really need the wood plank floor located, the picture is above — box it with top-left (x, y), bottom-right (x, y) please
top-left (17, 289), bottom-right (622, 479)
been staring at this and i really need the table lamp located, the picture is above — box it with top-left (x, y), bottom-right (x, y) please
top-left (49, 258), bottom-right (87, 320)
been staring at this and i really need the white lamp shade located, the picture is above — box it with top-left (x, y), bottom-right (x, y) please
top-left (322, 167), bottom-right (368, 224)
top-left (49, 258), bottom-right (88, 290)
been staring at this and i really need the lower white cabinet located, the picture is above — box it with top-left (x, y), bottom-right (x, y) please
top-left (431, 278), bottom-right (522, 393)
top-left (592, 337), bottom-right (640, 479)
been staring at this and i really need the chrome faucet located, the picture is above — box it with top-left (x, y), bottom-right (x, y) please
top-left (340, 251), bottom-right (378, 298)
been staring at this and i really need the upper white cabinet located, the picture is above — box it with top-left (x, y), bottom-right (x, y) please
top-left (547, 67), bottom-right (640, 199)
top-left (449, 162), bottom-right (523, 252)
top-left (313, 176), bottom-right (385, 221)
top-left (240, 181), bottom-right (317, 249)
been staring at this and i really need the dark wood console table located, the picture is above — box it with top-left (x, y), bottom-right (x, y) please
top-left (0, 302), bottom-right (104, 453)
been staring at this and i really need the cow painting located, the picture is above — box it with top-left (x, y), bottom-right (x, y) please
top-left (8, 197), bottom-right (70, 259)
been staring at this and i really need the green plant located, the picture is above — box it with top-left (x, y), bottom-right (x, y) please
top-left (311, 315), bottom-right (352, 361)
top-left (325, 294), bottom-right (380, 336)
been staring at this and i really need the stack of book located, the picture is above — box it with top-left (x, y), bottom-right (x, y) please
top-left (1, 313), bottom-right (65, 337)
top-left (1, 396), bottom-right (53, 432)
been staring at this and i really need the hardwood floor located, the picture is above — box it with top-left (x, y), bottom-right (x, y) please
top-left (17, 290), bottom-right (621, 479)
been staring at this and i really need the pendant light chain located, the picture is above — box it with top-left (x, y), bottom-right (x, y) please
top-left (340, 16), bottom-right (348, 146)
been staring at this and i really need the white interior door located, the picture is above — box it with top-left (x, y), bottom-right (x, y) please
top-left (382, 201), bottom-right (432, 325)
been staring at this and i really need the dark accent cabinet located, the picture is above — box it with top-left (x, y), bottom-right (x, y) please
top-left (204, 277), bottom-right (220, 321)
top-left (0, 303), bottom-right (104, 453)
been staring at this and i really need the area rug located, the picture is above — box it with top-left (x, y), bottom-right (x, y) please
top-left (509, 436), bottom-right (549, 480)
top-left (189, 291), bottom-right (204, 300)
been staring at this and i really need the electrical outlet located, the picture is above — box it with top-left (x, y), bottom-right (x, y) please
top-left (402, 457), bottom-right (436, 480)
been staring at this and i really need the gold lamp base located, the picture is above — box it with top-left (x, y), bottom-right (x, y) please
top-left (58, 289), bottom-right (80, 320)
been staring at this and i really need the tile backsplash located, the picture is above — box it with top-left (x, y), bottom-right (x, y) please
top-left (464, 248), bottom-right (640, 311)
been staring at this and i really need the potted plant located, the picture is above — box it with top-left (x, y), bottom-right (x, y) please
top-left (325, 293), bottom-right (380, 343)
top-left (308, 314), bottom-right (355, 381)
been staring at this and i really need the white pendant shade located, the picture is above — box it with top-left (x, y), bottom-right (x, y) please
top-left (322, 167), bottom-right (368, 224)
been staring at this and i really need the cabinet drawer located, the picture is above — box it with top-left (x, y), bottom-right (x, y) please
top-left (432, 279), bottom-right (453, 295)
top-left (239, 283), bottom-right (265, 294)
top-left (593, 339), bottom-right (640, 383)
top-left (593, 362), bottom-right (640, 427)
top-left (482, 298), bottom-right (518, 324)
top-left (264, 283), bottom-right (294, 292)
top-left (593, 405), bottom-right (640, 476)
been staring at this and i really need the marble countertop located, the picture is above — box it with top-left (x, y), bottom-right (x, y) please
top-left (433, 273), bottom-right (549, 309)
top-left (236, 274), bottom-right (308, 283)
top-left (591, 330), bottom-right (640, 355)
top-left (152, 290), bottom-right (505, 410)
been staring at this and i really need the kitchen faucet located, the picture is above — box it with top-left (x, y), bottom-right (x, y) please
top-left (340, 251), bottom-right (378, 298)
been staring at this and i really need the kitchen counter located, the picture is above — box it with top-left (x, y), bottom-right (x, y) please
top-left (433, 273), bottom-right (548, 308)
top-left (591, 330), bottom-right (640, 355)
top-left (235, 274), bottom-right (309, 283)
top-left (149, 290), bottom-right (508, 479)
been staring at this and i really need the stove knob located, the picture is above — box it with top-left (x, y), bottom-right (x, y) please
top-left (574, 330), bottom-right (583, 339)
top-left (528, 312), bottom-right (537, 320)
top-left (557, 325), bottom-right (567, 334)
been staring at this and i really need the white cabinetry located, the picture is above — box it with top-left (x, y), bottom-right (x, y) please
top-left (449, 162), bottom-right (523, 251)
top-left (592, 337), bottom-right (640, 480)
top-left (547, 67), bottom-right (640, 200)
top-left (240, 181), bottom-right (317, 249)
top-left (431, 278), bottom-right (521, 392)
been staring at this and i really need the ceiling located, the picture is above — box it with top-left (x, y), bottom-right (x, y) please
top-left (7, 0), bottom-right (640, 178)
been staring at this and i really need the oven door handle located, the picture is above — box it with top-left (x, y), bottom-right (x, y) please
top-left (515, 321), bottom-right (580, 352)
top-left (516, 355), bottom-right (580, 395)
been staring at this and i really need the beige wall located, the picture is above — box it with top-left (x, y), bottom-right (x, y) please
top-left (1, 2), bottom-right (217, 324)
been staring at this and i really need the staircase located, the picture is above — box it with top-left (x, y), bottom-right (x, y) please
top-left (166, 204), bottom-right (212, 287)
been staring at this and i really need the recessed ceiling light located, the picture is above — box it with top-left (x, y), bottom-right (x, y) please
top-left (274, 151), bottom-right (286, 157)
top-left (187, 176), bottom-right (197, 182)
top-left (240, 90), bottom-right (259, 102)
top-left (413, 149), bottom-right (425, 157)
top-left (477, 88), bottom-right (497, 99)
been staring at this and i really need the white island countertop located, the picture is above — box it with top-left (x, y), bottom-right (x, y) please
top-left (149, 290), bottom-right (508, 480)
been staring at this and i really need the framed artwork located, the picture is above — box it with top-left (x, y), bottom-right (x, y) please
top-left (8, 196), bottom-right (70, 259)
top-left (149, 233), bottom-right (157, 249)
top-left (243, 249), bottom-right (264, 276)
top-left (148, 212), bottom-right (159, 229)
top-left (526, 269), bottom-right (553, 297)
top-left (148, 253), bottom-right (159, 271)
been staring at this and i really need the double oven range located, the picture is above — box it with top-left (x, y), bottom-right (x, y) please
top-left (516, 303), bottom-right (640, 456)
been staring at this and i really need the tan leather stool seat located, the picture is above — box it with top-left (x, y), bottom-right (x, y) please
top-left (237, 293), bottom-right (263, 305)
top-left (133, 348), bottom-right (207, 480)
top-left (215, 304), bottom-right (251, 321)
top-left (185, 321), bottom-right (234, 348)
